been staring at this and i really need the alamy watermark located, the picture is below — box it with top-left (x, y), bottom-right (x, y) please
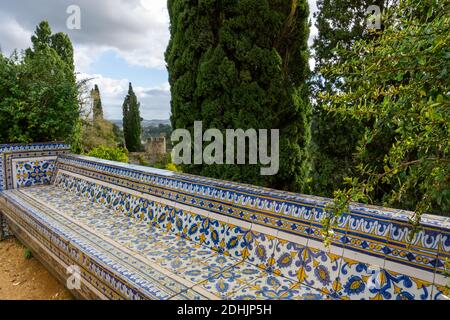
top-left (66, 5), bottom-right (81, 30)
top-left (366, 5), bottom-right (382, 30)
top-left (66, 265), bottom-right (81, 290)
top-left (171, 122), bottom-right (279, 176)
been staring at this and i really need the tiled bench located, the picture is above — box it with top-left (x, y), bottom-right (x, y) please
top-left (0, 143), bottom-right (449, 300)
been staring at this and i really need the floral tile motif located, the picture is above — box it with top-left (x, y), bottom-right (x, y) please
top-left (14, 159), bottom-right (57, 189)
top-left (245, 231), bottom-right (277, 272)
top-left (167, 254), bottom-right (238, 285)
top-left (338, 257), bottom-right (433, 300)
top-left (232, 274), bottom-right (298, 300)
top-left (271, 239), bottom-right (306, 281)
top-left (160, 238), bottom-right (213, 261)
top-left (338, 257), bottom-right (382, 300)
top-left (181, 211), bottom-right (208, 243)
top-left (379, 268), bottom-right (433, 300)
top-left (144, 239), bottom-right (217, 275)
top-left (301, 247), bottom-right (342, 296)
top-left (199, 261), bottom-right (263, 299)
top-left (221, 223), bottom-right (251, 260)
top-left (139, 240), bottom-right (173, 260)
top-left (201, 219), bottom-right (228, 253)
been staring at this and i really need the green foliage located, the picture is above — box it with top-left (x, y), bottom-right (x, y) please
top-left (166, 0), bottom-right (312, 191)
top-left (87, 146), bottom-right (129, 163)
top-left (122, 83), bottom-right (142, 152)
top-left (322, 0), bottom-right (450, 242)
top-left (77, 84), bottom-right (123, 152)
top-left (137, 154), bottom-right (150, 166)
top-left (310, 0), bottom-right (389, 198)
top-left (81, 118), bottom-right (123, 152)
top-left (0, 21), bottom-right (78, 144)
top-left (23, 248), bottom-right (33, 260)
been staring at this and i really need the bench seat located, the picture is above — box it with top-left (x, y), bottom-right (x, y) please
top-left (1, 185), bottom-right (329, 300)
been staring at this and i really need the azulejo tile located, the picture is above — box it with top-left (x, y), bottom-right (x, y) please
top-left (436, 230), bottom-right (450, 276)
top-left (182, 211), bottom-right (208, 243)
top-left (201, 219), bottom-right (227, 254)
top-left (338, 257), bottom-right (434, 300)
top-left (431, 282), bottom-right (450, 300)
top-left (232, 274), bottom-right (298, 300)
top-left (301, 246), bottom-right (342, 297)
top-left (174, 254), bottom-right (237, 285)
top-left (244, 231), bottom-right (277, 272)
top-left (386, 221), bottom-right (440, 272)
top-left (271, 239), bottom-right (306, 281)
top-left (199, 261), bottom-right (263, 299)
top-left (338, 257), bottom-right (381, 300)
top-left (382, 269), bottom-right (433, 300)
top-left (220, 223), bottom-right (250, 259)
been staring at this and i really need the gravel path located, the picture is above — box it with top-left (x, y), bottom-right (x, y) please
top-left (0, 238), bottom-right (72, 300)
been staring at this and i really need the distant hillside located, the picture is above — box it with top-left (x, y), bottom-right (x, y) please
top-left (111, 119), bottom-right (171, 128)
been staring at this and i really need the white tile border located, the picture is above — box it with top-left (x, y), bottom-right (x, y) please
top-left (342, 248), bottom-right (385, 269)
top-left (384, 259), bottom-right (435, 283)
top-left (250, 223), bottom-right (279, 238)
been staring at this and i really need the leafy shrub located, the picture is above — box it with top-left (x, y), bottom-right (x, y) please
top-left (87, 146), bottom-right (129, 163)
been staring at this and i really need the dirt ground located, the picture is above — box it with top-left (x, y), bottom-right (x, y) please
top-left (0, 238), bottom-right (73, 300)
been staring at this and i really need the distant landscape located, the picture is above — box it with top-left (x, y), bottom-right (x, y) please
top-left (110, 119), bottom-right (171, 129)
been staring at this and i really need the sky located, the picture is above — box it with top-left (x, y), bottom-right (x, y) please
top-left (0, 0), bottom-right (318, 120)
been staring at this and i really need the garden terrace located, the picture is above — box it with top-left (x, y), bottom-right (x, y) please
top-left (0, 143), bottom-right (448, 300)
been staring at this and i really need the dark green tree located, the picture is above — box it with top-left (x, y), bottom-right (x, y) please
top-left (0, 21), bottom-right (78, 144)
top-left (91, 84), bottom-right (104, 122)
top-left (310, 0), bottom-right (390, 197)
top-left (166, 0), bottom-right (312, 191)
top-left (122, 83), bottom-right (142, 152)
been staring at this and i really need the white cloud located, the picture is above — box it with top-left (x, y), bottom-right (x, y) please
top-left (1, 0), bottom-right (320, 119)
top-left (0, 13), bottom-right (31, 55)
top-left (0, 0), bottom-right (170, 71)
top-left (78, 73), bottom-right (171, 120)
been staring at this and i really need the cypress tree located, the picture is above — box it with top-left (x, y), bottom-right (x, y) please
top-left (91, 84), bottom-right (103, 122)
top-left (166, 0), bottom-right (312, 192)
top-left (122, 83), bottom-right (142, 152)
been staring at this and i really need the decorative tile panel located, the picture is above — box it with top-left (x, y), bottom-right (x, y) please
top-left (301, 246), bottom-right (343, 297)
top-left (13, 158), bottom-right (56, 188)
top-left (0, 142), bottom-right (70, 191)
